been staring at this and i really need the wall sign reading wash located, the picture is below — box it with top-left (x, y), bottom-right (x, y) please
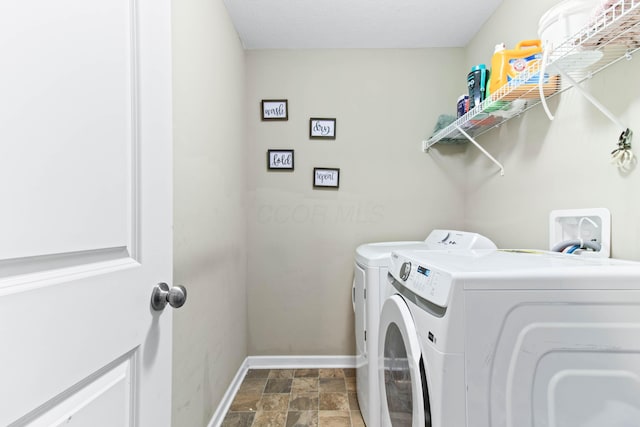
top-left (313, 168), bottom-right (339, 189)
top-left (261, 99), bottom-right (288, 121)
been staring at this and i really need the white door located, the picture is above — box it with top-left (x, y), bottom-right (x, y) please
top-left (0, 0), bottom-right (176, 425)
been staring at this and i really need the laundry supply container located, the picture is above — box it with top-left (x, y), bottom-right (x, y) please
top-left (538, 0), bottom-right (605, 85)
top-left (488, 39), bottom-right (560, 100)
top-left (538, 0), bottom-right (602, 52)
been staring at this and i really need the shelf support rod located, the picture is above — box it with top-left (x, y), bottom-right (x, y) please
top-left (557, 67), bottom-right (627, 131)
top-left (455, 125), bottom-right (505, 176)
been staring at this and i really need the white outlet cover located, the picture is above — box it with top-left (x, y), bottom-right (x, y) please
top-left (549, 208), bottom-right (611, 258)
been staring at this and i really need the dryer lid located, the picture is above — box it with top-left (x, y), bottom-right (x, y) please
top-left (355, 230), bottom-right (496, 268)
top-left (356, 241), bottom-right (427, 267)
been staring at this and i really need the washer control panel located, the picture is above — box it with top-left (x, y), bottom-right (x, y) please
top-left (390, 253), bottom-right (453, 307)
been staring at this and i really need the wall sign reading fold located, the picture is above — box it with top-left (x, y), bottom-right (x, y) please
top-left (267, 149), bottom-right (294, 170)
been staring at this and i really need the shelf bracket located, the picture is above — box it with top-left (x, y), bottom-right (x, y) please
top-left (455, 125), bottom-right (505, 176)
top-left (557, 67), bottom-right (628, 131)
top-left (544, 66), bottom-right (634, 168)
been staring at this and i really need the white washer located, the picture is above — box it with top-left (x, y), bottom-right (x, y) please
top-left (353, 230), bottom-right (496, 427)
top-left (380, 249), bottom-right (640, 427)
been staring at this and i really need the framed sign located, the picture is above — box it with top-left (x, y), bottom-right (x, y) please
top-left (313, 167), bottom-right (340, 189)
top-left (309, 118), bottom-right (336, 139)
top-left (261, 99), bottom-right (288, 121)
top-left (267, 149), bottom-right (294, 170)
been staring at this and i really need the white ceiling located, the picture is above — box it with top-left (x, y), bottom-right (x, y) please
top-left (222, 0), bottom-right (504, 49)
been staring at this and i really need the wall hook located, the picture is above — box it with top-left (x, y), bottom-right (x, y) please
top-left (611, 128), bottom-right (635, 169)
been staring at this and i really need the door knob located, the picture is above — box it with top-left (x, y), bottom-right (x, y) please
top-left (151, 282), bottom-right (187, 311)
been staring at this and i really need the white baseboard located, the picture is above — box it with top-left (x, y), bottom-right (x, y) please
top-left (207, 355), bottom-right (356, 427)
top-left (246, 355), bottom-right (356, 370)
top-left (207, 358), bottom-right (249, 427)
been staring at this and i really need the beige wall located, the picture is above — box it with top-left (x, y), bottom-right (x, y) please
top-left (171, 0), bottom-right (247, 426)
top-left (462, 0), bottom-right (640, 260)
top-left (246, 49), bottom-right (467, 355)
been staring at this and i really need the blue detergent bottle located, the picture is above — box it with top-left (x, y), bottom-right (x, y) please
top-left (467, 64), bottom-right (489, 110)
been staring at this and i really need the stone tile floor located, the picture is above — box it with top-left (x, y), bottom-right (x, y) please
top-left (221, 368), bottom-right (364, 427)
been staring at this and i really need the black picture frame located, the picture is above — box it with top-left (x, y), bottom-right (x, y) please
top-left (313, 167), bottom-right (340, 189)
top-left (261, 99), bottom-right (288, 121)
top-left (267, 149), bottom-right (294, 171)
top-left (309, 118), bottom-right (336, 139)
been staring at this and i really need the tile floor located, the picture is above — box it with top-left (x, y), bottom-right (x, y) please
top-left (221, 368), bottom-right (365, 427)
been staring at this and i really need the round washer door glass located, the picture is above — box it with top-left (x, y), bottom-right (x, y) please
top-left (379, 295), bottom-right (431, 427)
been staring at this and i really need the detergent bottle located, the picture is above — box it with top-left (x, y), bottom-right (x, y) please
top-left (467, 64), bottom-right (489, 110)
top-left (489, 39), bottom-right (545, 92)
top-left (487, 43), bottom-right (506, 95)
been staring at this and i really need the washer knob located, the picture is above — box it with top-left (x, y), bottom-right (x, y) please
top-left (400, 262), bottom-right (412, 281)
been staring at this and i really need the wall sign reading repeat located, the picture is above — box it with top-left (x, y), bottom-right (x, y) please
top-left (313, 168), bottom-right (340, 188)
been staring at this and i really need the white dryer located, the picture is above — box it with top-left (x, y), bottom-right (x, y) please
top-left (353, 230), bottom-right (496, 427)
top-left (380, 249), bottom-right (640, 427)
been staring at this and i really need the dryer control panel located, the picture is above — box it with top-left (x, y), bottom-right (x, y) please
top-left (390, 253), bottom-right (453, 308)
top-left (423, 229), bottom-right (496, 250)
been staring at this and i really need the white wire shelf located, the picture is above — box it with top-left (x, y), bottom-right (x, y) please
top-left (424, 0), bottom-right (640, 150)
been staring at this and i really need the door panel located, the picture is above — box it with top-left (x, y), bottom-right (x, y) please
top-left (0, 0), bottom-right (173, 425)
top-left (28, 355), bottom-right (134, 427)
top-left (2, 263), bottom-right (142, 425)
top-left (0, 0), bottom-right (136, 260)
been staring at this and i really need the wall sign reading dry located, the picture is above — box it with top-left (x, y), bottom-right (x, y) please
top-left (309, 118), bottom-right (336, 139)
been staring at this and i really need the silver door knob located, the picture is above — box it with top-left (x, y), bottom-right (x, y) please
top-left (151, 282), bottom-right (187, 311)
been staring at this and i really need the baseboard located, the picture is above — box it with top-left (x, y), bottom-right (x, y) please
top-left (207, 358), bottom-right (249, 427)
top-left (207, 355), bottom-right (356, 427)
top-left (246, 355), bottom-right (356, 369)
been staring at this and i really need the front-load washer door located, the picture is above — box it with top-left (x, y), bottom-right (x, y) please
top-left (379, 295), bottom-right (431, 427)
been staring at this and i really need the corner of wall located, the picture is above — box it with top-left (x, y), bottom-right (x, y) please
top-left (172, 0), bottom-right (249, 425)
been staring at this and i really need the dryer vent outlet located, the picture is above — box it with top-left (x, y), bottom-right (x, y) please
top-left (549, 208), bottom-right (611, 258)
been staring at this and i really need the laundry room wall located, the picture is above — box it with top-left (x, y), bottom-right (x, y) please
top-left (245, 49), bottom-right (467, 355)
top-left (460, 0), bottom-right (640, 260)
top-left (172, 0), bottom-right (247, 426)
